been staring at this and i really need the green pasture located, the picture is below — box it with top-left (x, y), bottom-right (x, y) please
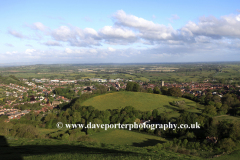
top-left (212, 149), bottom-right (240, 160)
top-left (38, 128), bottom-right (66, 135)
top-left (81, 92), bottom-right (199, 116)
top-left (89, 129), bottom-right (167, 146)
top-left (0, 136), bottom-right (198, 160)
top-left (2, 63), bottom-right (240, 84)
top-left (0, 67), bottom-right (218, 83)
top-left (213, 115), bottom-right (240, 122)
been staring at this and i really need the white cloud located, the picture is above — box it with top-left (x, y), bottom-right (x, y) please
top-left (89, 49), bottom-right (97, 53)
top-left (8, 29), bottom-right (27, 39)
top-left (236, 15), bottom-right (240, 21)
top-left (108, 47), bottom-right (116, 52)
top-left (99, 26), bottom-right (135, 39)
top-left (5, 43), bottom-right (14, 47)
top-left (194, 36), bottom-right (212, 43)
top-left (25, 49), bottom-right (36, 55)
top-left (52, 26), bottom-right (73, 41)
top-left (44, 41), bottom-right (62, 46)
top-left (84, 28), bottom-right (99, 37)
top-left (65, 48), bottom-right (72, 54)
top-left (2, 42), bottom-right (240, 63)
top-left (6, 51), bottom-right (17, 55)
top-left (182, 14), bottom-right (240, 38)
top-left (5, 10), bottom-right (240, 63)
top-left (33, 22), bottom-right (47, 31)
top-left (113, 10), bottom-right (158, 29)
top-left (50, 26), bottom-right (101, 47)
top-left (113, 10), bottom-right (175, 40)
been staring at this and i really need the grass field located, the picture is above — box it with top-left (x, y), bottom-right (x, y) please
top-left (38, 128), bottom-right (167, 147)
top-left (81, 92), bottom-right (200, 116)
top-left (38, 128), bottom-right (67, 135)
top-left (213, 115), bottom-right (240, 122)
top-left (89, 129), bottom-right (167, 146)
top-left (0, 66), bottom-right (224, 83)
top-left (0, 136), bottom-right (201, 160)
top-left (2, 63), bottom-right (240, 84)
top-left (212, 150), bottom-right (240, 160)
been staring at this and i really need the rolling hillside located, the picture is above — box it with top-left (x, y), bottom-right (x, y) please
top-left (81, 92), bottom-right (202, 118)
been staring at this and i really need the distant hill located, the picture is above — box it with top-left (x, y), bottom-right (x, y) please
top-left (81, 92), bottom-right (200, 117)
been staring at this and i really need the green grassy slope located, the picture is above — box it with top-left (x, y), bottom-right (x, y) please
top-left (81, 92), bottom-right (200, 117)
top-left (212, 150), bottom-right (240, 160)
top-left (89, 129), bottom-right (167, 146)
top-left (0, 136), bottom-right (202, 160)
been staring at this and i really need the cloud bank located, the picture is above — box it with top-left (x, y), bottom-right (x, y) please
top-left (4, 10), bottom-right (240, 63)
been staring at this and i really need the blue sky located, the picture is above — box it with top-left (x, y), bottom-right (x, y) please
top-left (1, 0), bottom-right (240, 64)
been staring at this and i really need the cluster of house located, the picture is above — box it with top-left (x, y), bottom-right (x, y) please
top-left (25, 82), bottom-right (36, 87)
top-left (2, 82), bottom-right (49, 99)
top-left (138, 81), bottom-right (232, 97)
top-left (78, 82), bottom-right (126, 93)
top-left (2, 77), bottom-right (238, 110)
top-left (105, 82), bottom-right (126, 91)
top-left (54, 96), bottom-right (70, 102)
top-left (0, 92), bottom-right (69, 111)
top-left (0, 108), bottom-right (30, 121)
top-left (2, 78), bottom-right (130, 96)
top-left (165, 82), bottom-right (227, 97)
top-left (49, 80), bottom-right (76, 83)
top-left (31, 78), bottom-right (76, 85)
top-left (0, 83), bottom-right (29, 97)
top-left (0, 100), bottom-right (61, 121)
top-left (81, 86), bottom-right (93, 94)
top-left (32, 78), bottom-right (49, 83)
top-left (33, 105), bottom-right (58, 115)
top-left (5, 91), bottom-right (18, 97)
top-left (88, 78), bottom-right (124, 83)
top-left (70, 80), bottom-right (233, 96)
top-left (89, 78), bottom-right (107, 82)
top-left (30, 77), bottom-right (128, 85)
top-left (0, 99), bottom-right (41, 108)
top-left (8, 83), bottom-right (29, 91)
top-left (1, 80), bottom-right (70, 102)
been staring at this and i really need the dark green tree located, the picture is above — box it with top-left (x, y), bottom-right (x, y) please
top-left (168, 87), bottom-right (182, 97)
top-left (161, 86), bottom-right (168, 95)
top-left (132, 83), bottom-right (140, 92)
top-left (126, 82), bottom-right (134, 91)
top-left (153, 86), bottom-right (161, 94)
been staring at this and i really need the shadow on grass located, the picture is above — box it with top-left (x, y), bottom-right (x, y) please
top-left (0, 136), bottom-right (23, 160)
top-left (186, 105), bottom-right (195, 108)
top-left (196, 108), bottom-right (204, 111)
top-left (163, 105), bottom-right (178, 111)
top-left (0, 135), bottom-right (149, 160)
top-left (132, 138), bottom-right (165, 147)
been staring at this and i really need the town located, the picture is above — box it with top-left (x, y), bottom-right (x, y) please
top-left (1, 71), bottom-right (239, 123)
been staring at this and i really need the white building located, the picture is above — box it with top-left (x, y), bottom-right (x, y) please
top-left (50, 80), bottom-right (60, 83)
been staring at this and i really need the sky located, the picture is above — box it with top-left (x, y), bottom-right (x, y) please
top-left (1, 0), bottom-right (240, 64)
